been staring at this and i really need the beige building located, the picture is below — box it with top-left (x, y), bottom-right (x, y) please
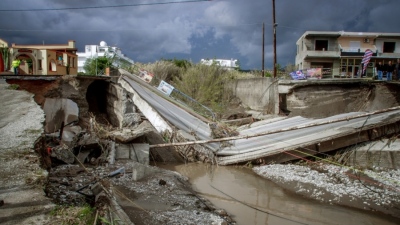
top-left (7, 40), bottom-right (78, 75)
top-left (0, 38), bottom-right (8, 73)
top-left (295, 31), bottom-right (400, 78)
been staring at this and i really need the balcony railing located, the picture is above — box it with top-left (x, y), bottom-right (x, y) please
top-left (304, 50), bottom-right (341, 58)
top-left (340, 47), bottom-right (377, 53)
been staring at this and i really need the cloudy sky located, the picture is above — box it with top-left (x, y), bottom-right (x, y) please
top-left (0, 0), bottom-right (399, 70)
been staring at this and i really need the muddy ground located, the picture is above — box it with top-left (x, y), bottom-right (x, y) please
top-left (45, 162), bottom-right (234, 225)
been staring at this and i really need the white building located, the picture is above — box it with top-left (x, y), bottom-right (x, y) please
top-left (200, 58), bottom-right (239, 70)
top-left (77, 41), bottom-right (134, 73)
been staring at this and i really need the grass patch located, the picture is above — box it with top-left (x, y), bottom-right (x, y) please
top-left (24, 129), bottom-right (43, 135)
top-left (49, 204), bottom-right (96, 225)
top-left (7, 84), bottom-right (19, 90)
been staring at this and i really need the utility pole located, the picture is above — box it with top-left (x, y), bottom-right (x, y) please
top-left (262, 22), bottom-right (265, 77)
top-left (272, 0), bottom-right (277, 78)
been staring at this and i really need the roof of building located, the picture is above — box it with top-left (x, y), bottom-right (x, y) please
top-left (298, 31), bottom-right (400, 43)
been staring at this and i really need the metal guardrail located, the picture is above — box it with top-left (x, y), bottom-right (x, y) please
top-left (169, 88), bottom-right (216, 121)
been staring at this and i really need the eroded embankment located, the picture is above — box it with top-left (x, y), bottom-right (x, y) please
top-left (284, 82), bottom-right (400, 118)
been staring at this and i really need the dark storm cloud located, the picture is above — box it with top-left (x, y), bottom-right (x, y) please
top-left (0, 0), bottom-right (398, 69)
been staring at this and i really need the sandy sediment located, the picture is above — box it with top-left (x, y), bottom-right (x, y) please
top-left (253, 163), bottom-right (400, 218)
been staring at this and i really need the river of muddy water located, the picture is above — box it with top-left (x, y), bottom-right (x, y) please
top-left (156, 162), bottom-right (398, 225)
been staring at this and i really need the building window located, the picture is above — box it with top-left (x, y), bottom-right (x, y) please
top-left (383, 42), bottom-right (395, 53)
top-left (38, 59), bottom-right (42, 70)
top-left (315, 40), bottom-right (328, 51)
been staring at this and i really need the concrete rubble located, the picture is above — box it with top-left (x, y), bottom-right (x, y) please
top-left (0, 78), bottom-right (234, 225)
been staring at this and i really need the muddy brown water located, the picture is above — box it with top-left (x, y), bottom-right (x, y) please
top-left (156, 163), bottom-right (399, 225)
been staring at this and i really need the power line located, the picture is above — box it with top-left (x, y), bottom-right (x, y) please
top-left (0, 0), bottom-right (212, 12)
top-left (0, 22), bottom-right (262, 33)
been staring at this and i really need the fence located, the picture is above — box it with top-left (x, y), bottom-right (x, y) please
top-left (169, 88), bottom-right (216, 121)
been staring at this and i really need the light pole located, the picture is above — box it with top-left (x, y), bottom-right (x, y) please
top-left (262, 22), bottom-right (265, 77)
top-left (272, 0), bottom-right (277, 79)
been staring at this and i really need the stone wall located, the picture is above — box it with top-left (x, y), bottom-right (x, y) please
top-left (226, 77), bottom-right (279, 114)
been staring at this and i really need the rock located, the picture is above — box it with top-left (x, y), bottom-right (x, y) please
top-left (110, 121), bottom-right (155, 143)
top-left (159, 179), bottom-right (167, 185)
top-left (122, 112), bottom-right (141, 127)
top-left (51, 144), bottom-right (75, 164)
top-left (214, 209), bottom-right (228, 216)
top-left (43, 98), bottom-right (79, 133)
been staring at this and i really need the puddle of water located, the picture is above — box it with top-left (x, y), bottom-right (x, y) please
top-left (157, 163), bottom-right (399, 225)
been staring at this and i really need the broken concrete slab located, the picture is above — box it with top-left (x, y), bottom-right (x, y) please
top-left (345, 139), bottom-right (400, 169)
top-left (107, 141), bottom-right (116, 165)
top-left (50, 144), bottom-right (75, 164)
top-left (77, 133), bottom-right (98, 146)
top-left (110, 120), bottom-right (155, 143)
top-left (115, 144), bottom-right (149, 165)
top-left (131, 144), bottom-right (149, 165)
top-left (43, 98), bottom-right (79, 134)
top-left (76, 148), bottom-right (91, 164)
top-left (116, 144), bottom-right (130, 160)
top-left (122, 112), bottom-right (141, 127)
top-left (61, 125), bottom-right (82, 145)
top-left (131, 162), bottom-right (161, 181)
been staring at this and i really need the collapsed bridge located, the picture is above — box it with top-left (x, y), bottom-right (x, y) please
top-left (3, 71), bottom-right (400, 167)
top-left (119, 70), bottom-right (400, 166)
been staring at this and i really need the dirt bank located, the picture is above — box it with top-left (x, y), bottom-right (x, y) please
top-left (0, 81), bottom-right (55, 225)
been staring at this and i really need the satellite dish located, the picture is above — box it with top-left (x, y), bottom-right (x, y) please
top-left (100, 41), bottom-right (107, 47)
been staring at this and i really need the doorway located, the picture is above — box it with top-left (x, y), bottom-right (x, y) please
top-left (346, 65), bottom-right (359, 77)
top-left (17, 54), bottom-right (34, 75)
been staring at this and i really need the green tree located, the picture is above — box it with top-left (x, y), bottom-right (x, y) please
top-left (161, 58), bottom-right (192, 69)
top-left (234, 59), bottom-right (241, 71)
top-left (0, 45), bottom-right (9, 70)
top-left (83, 54), bottom-right (115, 76)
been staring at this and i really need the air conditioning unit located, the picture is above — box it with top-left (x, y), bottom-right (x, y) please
top-left (364, 38), bottom-right (370, 43)
top-left (368, 62), bottom-right (374, 67)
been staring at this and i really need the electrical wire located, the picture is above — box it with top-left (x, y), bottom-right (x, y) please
top-left (0, 0), bottom-right (212, 12)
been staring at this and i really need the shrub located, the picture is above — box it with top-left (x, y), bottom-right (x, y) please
top-left (171, 64), bottom-right (242, 116)
top-left (134, 61), bottom-right (182, 85)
